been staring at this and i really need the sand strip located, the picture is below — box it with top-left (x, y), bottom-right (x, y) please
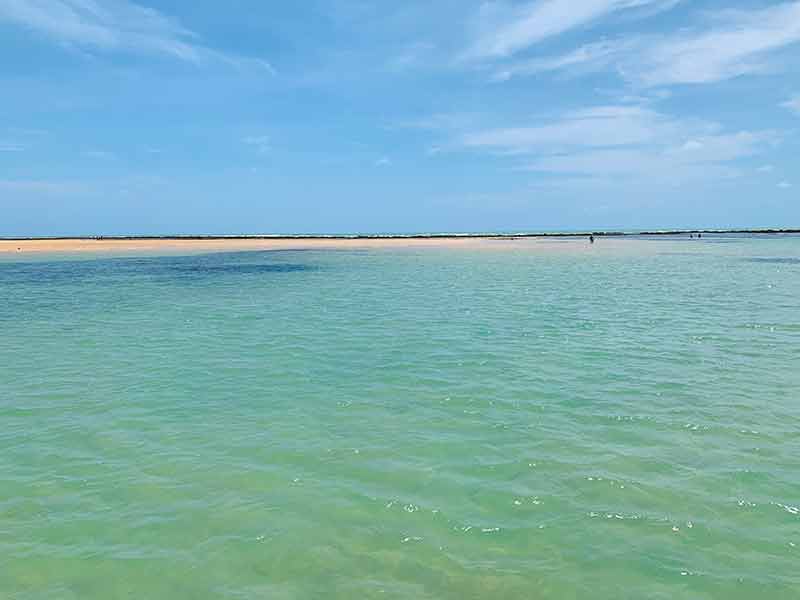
top-left (0, 236), bottom-right (600, 255)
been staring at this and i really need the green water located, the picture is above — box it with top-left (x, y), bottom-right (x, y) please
top-left (1, 236), bottom-right (799, 599)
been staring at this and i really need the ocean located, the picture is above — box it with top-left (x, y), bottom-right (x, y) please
top-left (1, 235), bottom-right (798, 599)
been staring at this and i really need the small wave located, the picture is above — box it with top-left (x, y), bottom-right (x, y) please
top-left (745, 257), bottom-right (800, 265)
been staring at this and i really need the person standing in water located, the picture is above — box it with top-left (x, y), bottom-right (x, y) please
top-left (589, 234), bottom-right (595, 244)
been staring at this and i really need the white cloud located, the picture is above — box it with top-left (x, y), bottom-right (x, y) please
top-left (0, 0), bottom-right (274, 70)
top-left (491, 2), bottom-right (800, 86)
top-left (521, 149), bottom-right (738, 185)
top-left (522, 132), bottom-right (773, 183)
top-left (757, 164), bottom-right (775, 173)
top-left (782, 94), bottom-right (800, 114)
top-left (461, 105), bottom-right (709, 152)
top-left (375, 157), bottom-right (392, 167)
top-left (458, 103), bottom-right (775, 184)
top-left (633, 2), bottom-right (800, 86)
top-left (466, 0), bottom-right (679, 59)
top-left (492, 39), bottom-right (633, 81)
top-left (778, 181), bottom-right (792, 188)
top-left (662, 131), bottom-right (774, 163)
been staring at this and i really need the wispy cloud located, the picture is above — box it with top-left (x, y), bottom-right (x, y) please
top-left (459, 103), bottom-right (776, 184)
top-left (526, 131), bottom-right (774, 184)
top-left (491, 2), bottom-right (800, 86)
top-left (462, 105), bottom-right (707, 152)
top-left (782, 94), bottom-right (800, 114)
top-left (632, 2), bottom-right (800, 86)
top-left (0, 0), bottom-right (274, 70)
top-left (517, 141), bottom-right (765, 186)
top-left (778, 181), bottom-right (793, 189)
top-left (492, 39), bottom-right (633, 81)
top-left (375, 156), bottom-right (392, 167)
top-left (466, 0), bottom-right (679, 59)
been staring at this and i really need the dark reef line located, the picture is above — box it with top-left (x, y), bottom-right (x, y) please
top-left (3, 229), bottom-right (800, 242)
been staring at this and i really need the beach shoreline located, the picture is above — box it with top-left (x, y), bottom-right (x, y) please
top-left (0, 236), bottom-right (522, 254)
top-left (1, 229), bottom-right (798, 255)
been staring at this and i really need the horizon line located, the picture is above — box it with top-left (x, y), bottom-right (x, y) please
top-left (2, 228), bottom-right (800, 241)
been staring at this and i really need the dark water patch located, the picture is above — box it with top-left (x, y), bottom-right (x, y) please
top-left (161, 251), bottom-right (317, 280)
top-left (745, 258), bottom-right (800, 265)
top-left (0, 251), bottom-right (319, 287)
top-left (169, 263), bottom-right (310, 276)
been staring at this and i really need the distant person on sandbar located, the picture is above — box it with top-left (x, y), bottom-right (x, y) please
top-left (589, 234), bottom-right (595, 244)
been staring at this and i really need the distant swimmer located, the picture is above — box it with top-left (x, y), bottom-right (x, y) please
top-left (589, 234), bottom-right (595, 244)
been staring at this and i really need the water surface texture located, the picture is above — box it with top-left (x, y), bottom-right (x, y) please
top-left (2, 236), bottom-right (799, 599)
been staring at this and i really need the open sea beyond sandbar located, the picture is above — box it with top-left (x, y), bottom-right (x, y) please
top-left (1, 234), bottom-right (799, 599)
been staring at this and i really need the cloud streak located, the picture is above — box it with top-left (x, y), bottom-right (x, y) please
top-left (491, 1), bottom-right (800, 86)
top-left (522, 132), bottom-right (771, 181)
top-left (459, 104), bottom-right (776, 184)
top-left (0, 0), bottom-right (274, 70)
top-left (462, 105), bottom-right (709, 151)
top-left (467, 0), bottom-right (679, 59)
top-left (783, 94), bottom-right (800, 114)
top-left (633, 2), bottom-right (800, 86)
top-left (491, 39), bottom-right (634, 81)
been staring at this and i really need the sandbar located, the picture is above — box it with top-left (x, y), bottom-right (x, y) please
top-left (0, 235), bottom-right (601, 255)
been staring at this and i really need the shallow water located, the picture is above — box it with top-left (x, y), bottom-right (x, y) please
top-left (1, 236), bottom-right (799, 599)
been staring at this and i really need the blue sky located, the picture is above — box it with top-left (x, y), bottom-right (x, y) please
top-left (0, 0), bottom-right (799, 235)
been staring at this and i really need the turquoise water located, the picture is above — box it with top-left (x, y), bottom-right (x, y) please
top-left (1, 236), bottom-right (799, 599)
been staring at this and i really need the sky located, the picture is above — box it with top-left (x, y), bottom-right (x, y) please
top-left (0, 0), bottom-right (799, 235)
